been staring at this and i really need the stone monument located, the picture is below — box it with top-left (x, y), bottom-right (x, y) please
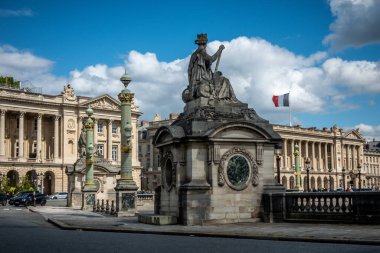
top-left (153, 34), bottom-right (283, 225)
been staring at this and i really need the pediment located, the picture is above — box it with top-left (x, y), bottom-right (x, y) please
top-left (344, 129), bottom-right (364, 140)
top-left (81, 94), bottom-right (120, 111)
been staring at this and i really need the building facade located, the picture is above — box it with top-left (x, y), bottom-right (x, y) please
top-left (0, 84), bottom-right (142, 195)
top-left (138, 118), bottom-right (380, 191)
top-left (138, 113), bottom-right (178, 191)
top-left (272, 124), bottom-right (380, 190)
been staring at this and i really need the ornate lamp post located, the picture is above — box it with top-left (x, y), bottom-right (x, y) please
top-left (81, 107), bottom-right (97, 210)
top-left (305, 157), bottom-right (311, 192)
top-left (115, 70), bottom-right (138, 216)
top-left (37, 172), bottom-right (44, 193)
top-left (342, 167), bottom-right (346, 190)
top-left (294, 143), bottom-right (302, 191)
top-left (275, 143), bottom-right (282, 184)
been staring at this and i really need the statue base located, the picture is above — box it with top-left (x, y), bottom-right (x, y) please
top-left (115, 190), bottom-right (137, 217)
top-left (81, 190), bottom-right (97, 211)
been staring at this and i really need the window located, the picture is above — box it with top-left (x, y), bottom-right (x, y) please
top-left (16, 142), bottom-right (19, 157)
top-left (98, 121), bottom-right (103, 133)
top-left (112, 123), bottom-right (117, 134)
top-left (97, 144), bottom-right (104, 157)
top-left (16, 118), bottom-right (19, 129)
top-left (147, 144), bottom-right (151, 152)
top-left (112, 145), bottom-right (118, 161)
top-left (33, 142), bottom-right (37, 153)
top-left (147, 158), bottom-right (150, 168)
top-left (34, 118), bottom-right (38, 130)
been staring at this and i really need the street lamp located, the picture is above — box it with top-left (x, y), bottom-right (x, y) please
top-left (305, 157), bottom-right (311, 192)
top-left (342, 167), bottom-right (346, 190)
top-left (37, 172), bottom-right (44, 193)
top-left (275, 143), bottom-right (282, 184)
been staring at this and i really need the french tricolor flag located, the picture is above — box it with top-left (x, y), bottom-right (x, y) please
top-left (272, 93), bottom-right (290, 107)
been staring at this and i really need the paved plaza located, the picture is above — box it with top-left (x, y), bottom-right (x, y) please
top-left (28, 206), bottom-right (380, 245)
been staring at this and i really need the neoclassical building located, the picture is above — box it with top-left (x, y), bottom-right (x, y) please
top-left (272, 124), bottom-right (377, 190)
top-left (138, 117), bottom-right (380, 191)
top-left (138, 113), bottom-right (178, 191)
top-left (0, 84), bottom-right (142, 195)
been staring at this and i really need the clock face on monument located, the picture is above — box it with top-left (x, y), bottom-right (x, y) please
top-left (227, 155), bottom-right (250, 190)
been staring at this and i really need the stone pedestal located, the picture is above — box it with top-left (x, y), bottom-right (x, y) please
top-left (115, 190), bottom-right (137, 217)
top-left (153, 98), bottom-right (284, 225)
top-left (69, 189), bottom-right (83, 208)
top-left (82, 191), bottom-right (97, 211)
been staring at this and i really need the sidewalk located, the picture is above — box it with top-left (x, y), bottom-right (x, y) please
top-left (28, 206), bottom-right (380, 245)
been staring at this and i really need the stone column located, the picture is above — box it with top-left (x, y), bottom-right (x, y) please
top-left (345, 144), bottom-right (349, 170)
top-left (36, 113), bottom-right (42, 161)
top-left (54, 116), bottom-right (60, 161)
top-left (351, 145), bottom-right (355, 170)
top-left (294, 143), bottom-right (302, 191)
top-left (305, 141), bottom-right (309, 161)
top-left (324, 142), bottom-right (328, 171)
top-left (149, 137), bottom-right (154, 170)
top-left (18, 112), bottom-right (25, 159)
top-left (299, 140), bottom-right (302, 169)
top-left (311, 141), bottom-right (316, 170)
top-left (291, 139), bottom-right (295, 169)
top-left (0, 109), bottom-right (6, 160)
top-left (93, 119), bottom-right (98, 147)
top-left (283, 139), bottom-right (288, 170)
top-left (318, 142), bottom-right (322, 171)
top-left (77, 116), bottom-right (83, 159)
top-left (107, 119), bottom-right (113, 161)
top-left (330, 143), bottom-right (334, 170)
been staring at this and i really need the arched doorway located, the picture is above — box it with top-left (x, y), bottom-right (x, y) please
top-left (330, 178), bottom-right (334, 190)
top-left (26, 170), bottom-right (37, 188)
top-left (303, 177), bottom-right (307, 191)
top-left (7, 170), bottom-right (19, 187)
top-left (323, 177), bottom-right (328, 190)
top-left (317, 177), bottom-right (322, 190)
top-left (289, 176), bottom-right (295, 189)
top-left (43, 172), bottom-right (55, 195)
top-left (281, 176), bottom-right (287, 189)
top-left (311, 177), bottom-right (316, 191)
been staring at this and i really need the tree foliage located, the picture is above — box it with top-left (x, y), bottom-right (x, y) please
top-left (0, 76), bottom-right (21, 88)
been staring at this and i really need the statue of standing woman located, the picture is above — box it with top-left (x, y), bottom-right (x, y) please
top-left (183, 34), bottom-right (239, 104)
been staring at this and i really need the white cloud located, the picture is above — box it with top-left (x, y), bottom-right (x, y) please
top-left (0, 45), bottom-right (65, 93)
top-left (324, 0), bottom-right (380, 50)
top-left (354, 123), bottom-right (380, 141)
top-left (0, 8), bottom-right (34, 17)
top-left (1, 37), bottom-right (380, 139)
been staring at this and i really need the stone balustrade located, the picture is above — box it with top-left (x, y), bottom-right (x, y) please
top-left (263, 191), bottom-right (380, 224)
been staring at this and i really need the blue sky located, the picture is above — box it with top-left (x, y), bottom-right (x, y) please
top-left (1, 0), bottom-right (380, 140)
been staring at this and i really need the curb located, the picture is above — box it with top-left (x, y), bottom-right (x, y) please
top-left (46, 218), bottom-right (380, 246)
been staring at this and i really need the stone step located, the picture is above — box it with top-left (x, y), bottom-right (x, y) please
top-left (138, 214), bottom-right (177, 225)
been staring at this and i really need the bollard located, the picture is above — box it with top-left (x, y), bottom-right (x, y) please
top-left (105, 200), bottom-right (110, 214)
top-left (93, 198), bottom-right (96, 212)
top-left (101, 199), bottom-right (105, 212)
top-left (111, 200), bottom-right (115, 215)
top-left (96, 199), bottom-right (100, 212)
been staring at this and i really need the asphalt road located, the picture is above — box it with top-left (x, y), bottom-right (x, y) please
top-left (1, 205), bottom-right (380, 253)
